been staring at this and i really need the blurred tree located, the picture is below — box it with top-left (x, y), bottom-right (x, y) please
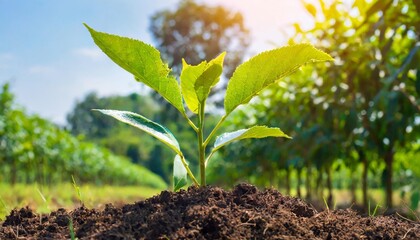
top-left (150, 0), bottom-right (250, 78)
top-left (67, 92), bottom-right (111, 138)
top-left (210, 0), bottom-right (419, 211)
top-left (294, 0), bottom-right (420, 209)
top-left (0, 84), bottom-right (166, 188)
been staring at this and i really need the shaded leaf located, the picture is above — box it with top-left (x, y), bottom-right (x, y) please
top-left (84, 24), bottom-right (185, 114)
top-left (224, 44), bottom-right (333, 115)
top-left (94, 109), bottom-right (181, 155)
top-left (213, 126), bottom-right (291, 152)
top-left (173, 155), bottom-right (188, 191)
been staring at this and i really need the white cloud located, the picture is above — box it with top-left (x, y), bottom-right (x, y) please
top-left (28, 65), bottom-right (56, 75)
top-left (0, 53), bottom-right (16, 69)
top-left (73, 47), bottom-right (104, 60)
top-left (0, 53), bottom-right (15, 60)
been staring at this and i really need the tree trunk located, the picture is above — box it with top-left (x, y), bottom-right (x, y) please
top-left (285, 169), bottom-right (291, 195)
top-left (316, 170), bottom-right (323, 199)
top-left (326, 167), bottom-right (333, 207)
top-left (306, 165), bottom-right (312, 200)
top-left (384, 148), bottom-right (394, 208)
top-left (349, 172), bottom-right (357, 204)
top-left (361, 152), bottom-right (369, 211)
top-left (296, 169), bottom-right (302, 198)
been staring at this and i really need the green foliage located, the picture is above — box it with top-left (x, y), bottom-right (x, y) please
top-left (85, 24), bottom-right (332, 190)
top-left (0, 83), bottom-right (167, 189)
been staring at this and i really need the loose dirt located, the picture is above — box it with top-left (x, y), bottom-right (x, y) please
top-left (1, 183), bottom-right (419, 239)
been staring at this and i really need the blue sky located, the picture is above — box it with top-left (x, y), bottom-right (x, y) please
top-left (0, 0), bottom-right (312, 125)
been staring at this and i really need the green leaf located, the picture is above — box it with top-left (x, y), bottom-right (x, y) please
top-left (94, 109), bottom-right (181, 155)
top-left (181, 52), bottom-right (225, 113)
top-left (180, 60), bottom-right (206, 114)
top-left (173, 155), bottom-right (188, 191)
top-left (195, 52), bottom-right (225, 102)
top-left (224, 44), bottom-right (333, 115)
top-left (84, 24), bottom-right (185, 114)
top-left (213, 126), bottom-right (291, 152)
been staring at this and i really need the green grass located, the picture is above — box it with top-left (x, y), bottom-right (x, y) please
top-left (0, 183), bottom-right (164, 221)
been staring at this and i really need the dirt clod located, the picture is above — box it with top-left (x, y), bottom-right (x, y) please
top-left (1, 183), bottom-right (419, 239)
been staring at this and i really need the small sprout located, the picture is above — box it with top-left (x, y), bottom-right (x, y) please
top-left (36, 188), bottom-right (50, 224)
top-left (84, 23), bottom-right (333, 190)
top-left (72, 175), bottom-right (83, 205)
top-left (68, 217), bottom-right (77, 240)
top-left (0, 197), bottom-right (9, 220)
top-left (368, 200), bottom-right (382, 217)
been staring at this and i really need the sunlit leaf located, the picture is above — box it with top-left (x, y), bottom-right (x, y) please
top-left (173, 155), bottom-right (188, 191)
top-left (180, 60), bottom-right (206, 113)
top-left (180, 52), bottom-right (225, 113)
top-left (94, 109), bottom-right (181, 155)
top-left (213, 126), bottom-right (291, 152)
top-left (195, 52), bottom-right (225, 102)
top-left (84, 24), bottom-right (185, 114)
top-left (224, 44), bottom-right (333, 115)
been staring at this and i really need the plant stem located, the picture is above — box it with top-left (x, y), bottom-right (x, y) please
top-left (203, 114), bottom-right (227, 147)
top-left (198, 102), bottom-right (206, 186)
top-left (182, 112), bottom-right (198, 132)
top-left (204, 150), bottom-right (216, 167)
top-left (180, 155), bottom-right (199, 186)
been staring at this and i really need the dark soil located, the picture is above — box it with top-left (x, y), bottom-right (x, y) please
top-left (1, 183), bottom-right (419, 239)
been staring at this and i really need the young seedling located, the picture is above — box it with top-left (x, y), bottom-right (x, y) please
top-left (68, 217), bottom-right (77, 240)
top-left (84, 24), bottom-right (333, 190)
top-left (368, 200), bottom-right (382, 217)
top-left (0, 196), bottom-right (9, 220)
top-left (36, 188), bottom-right (50, 224)
top-left (71, 175), bottom-right (83, 205)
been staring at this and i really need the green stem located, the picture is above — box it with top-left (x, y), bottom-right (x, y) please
top-left (203, 114), bottom-right (227, 147)
top-left (198, 102), bottom-right (206, 186)
top-left (182, 112), bottom-right (198, 132)
top-left (204, 150), bottom-right (216, 167)
top-left (180, 154), bottom-right (199, 186)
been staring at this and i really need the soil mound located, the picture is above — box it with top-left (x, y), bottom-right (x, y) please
top-left (1, 183), bottom-right (419, 239)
